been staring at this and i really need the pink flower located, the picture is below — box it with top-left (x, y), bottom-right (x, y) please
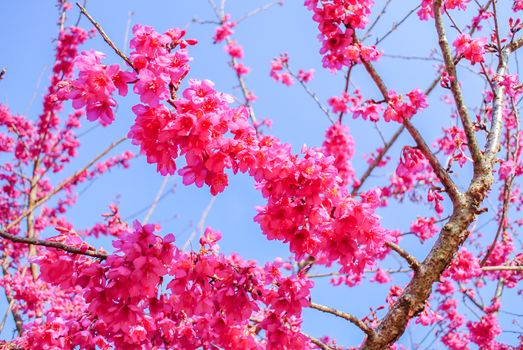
top-left (133, 69), bottom-right (170, 106)
top-left (213, 15), bottom-right (236, 43)
top-left (297, 69), bottom-right (314, 83)
top-left (372, 268), bottom-right (392, 284)
top-left (444, 248), bottom-right (482, 282)
top-left (410, 216), bottom-right (439, 241)
top-left (225, 40), bottom-right (243, 59)
top-left (328, 93), bottom-right (350, 114)
top-left (453, 34), bottom-right (486, 65)
top-left (467, 314), bottom-right (502, 347)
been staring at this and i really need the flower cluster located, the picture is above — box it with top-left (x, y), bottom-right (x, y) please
top-left (321, 123), bottom-right (355, 187)
top-left (383, 89), bottom-right (428, 123)
top-left (418, 0), bottom-right (472, 20)
top-left (67, 51), bottom-right (135, 125)
top-left (304, 0), bottom-right (381, 70)
top-left (213, 14), bottom-right (236, 43)
top-left (410, 216), bottom-right (439, 241)
top-left (25, 222), bottom-right (316, 349)
top-left (453, 34), bottom-right (487, 65)
top-left (270, 54), bottom-right (294, 86)
top-left (435, 126), bottom-right (471, 167)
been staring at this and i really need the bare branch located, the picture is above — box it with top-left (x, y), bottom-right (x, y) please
top-left (482, 266), bottom-right (523, 272)
top-left (236, 1), bottom-right (283, 24)
top-left (361, 0), bottom-right (393, 42)
top-left (0, 68), bottom-right (6, 81)
top-left (374, 5), bottom-right (421, 46)
top-left (307, 268), bottom-right (411, 279)
top-left (386, 242), bottom-right (420, 272)
top-left (0, 257), bottom-right (23, 336)
top-left (143, 176), bottom-right (170, 224)
top-left (284, 64), bottom-right (334, 123)
top-left (309, 302), bottom-right (375, 337)
top-left (352, 125), bottom-right (403, 195)
top-left (182, 196), bottom-right (216, 251)
top-left (76, 2), bottom-right (137, 72)
top-left (0, 230), bottom-right (107, 259)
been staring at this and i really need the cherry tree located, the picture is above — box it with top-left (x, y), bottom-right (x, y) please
top-left (0, 0), bottom-right (522, 349)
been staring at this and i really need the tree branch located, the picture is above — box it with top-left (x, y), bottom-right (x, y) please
top-left (357, 44), bottom-right (462, 204)
top-left (351, 125), bottom-right (404, 195)
top-left (0, 230), bottom-right (107, 259)
top-left (76, 2), bottom-right (136, 72)
top-left (433, 0), bottom-right (483, 166)
top-left (309, 302), bottom-right (375, 338)
top-left (386, 242), bottom-right (420, 272)
top-left (482, 266), bottom-right (523, 272)
top-left (360, 15), bottom-right (513, 350)
top-left (302, 332), bottom-right (334, 350)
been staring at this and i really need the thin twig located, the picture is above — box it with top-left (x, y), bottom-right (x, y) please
top-left (352, 125), bottom-right (403, 195)
top-left (182, 196), bottom-right (216, 251)
top-left (285, 65), bottom-right (334, 123)
top-left (0, 257), bottom-right (23, 336)
top-left (236, 1), bottom-right (283, 24)
top-left (303, 332), bottom-right (334, 350)
top-left (122, 11), bottom-right (135, 56)
top-left (374, 5), bottom-right (421, 46)
top-left (0, 68), bottom-right (6, 81)
top-left (74, 0), bottom-right (88, 26)
top-left (307, 268), bottom-right (411, 279)
top-left (76, 2), bottom-right (137, 72)
top-left (362, 0), bottom-right (393, 42)
top-left (143, 176), bottom-right (170, 224)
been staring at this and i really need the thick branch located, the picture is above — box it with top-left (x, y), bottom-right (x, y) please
top-left (509, 36), bottom-right (523, 53)
top-left (309, 302), bottom-right (375, 338)
top-left (361, 29), bottom-right (512, 350)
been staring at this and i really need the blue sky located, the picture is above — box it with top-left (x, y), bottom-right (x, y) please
top-left (0, 1), bottom-right (520, 348)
